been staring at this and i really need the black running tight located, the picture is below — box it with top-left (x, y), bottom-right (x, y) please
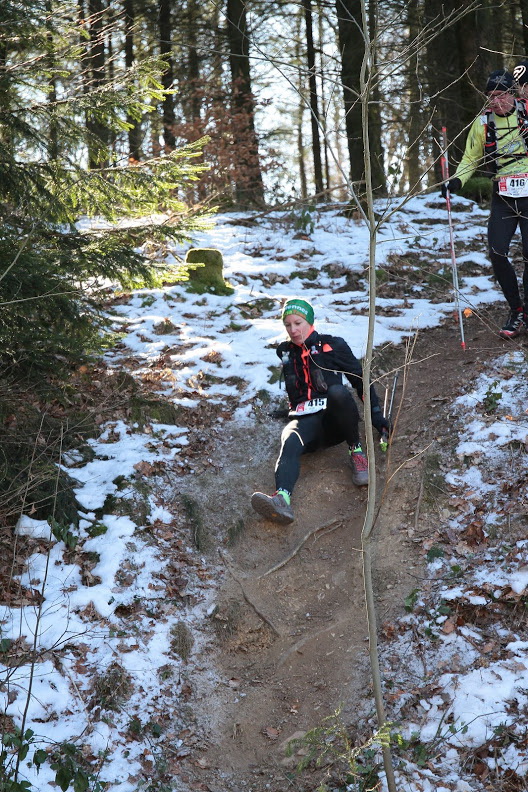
top-left (274, 384), bottom-right (360, 495)
top-left (488, 187), bottom-right (528, 310)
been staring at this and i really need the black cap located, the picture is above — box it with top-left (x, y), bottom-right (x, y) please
top-left (513, 61), bottom-right (528, 86)
top-left (485, 69), bottom-right (514, 93)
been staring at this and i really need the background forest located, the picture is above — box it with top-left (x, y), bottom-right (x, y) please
top-left (17, 0), bottom-right (528, 203)
top-left (4, 0), bottom-right (528, 215)
top-left (2, 0), bottom-right (525, 473)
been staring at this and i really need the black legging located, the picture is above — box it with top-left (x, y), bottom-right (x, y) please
top-left (274, 383), bottom-right (361, 495)
top-left (488, 186), bottom-right (528, 311)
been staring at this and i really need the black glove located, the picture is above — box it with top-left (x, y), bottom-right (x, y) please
top-left (371, 407), bottom-right (391, 436)
top-left (441, 177), bottom-right (461, 198)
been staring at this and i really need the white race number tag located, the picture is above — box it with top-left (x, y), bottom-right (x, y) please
top-left (498, 173), bottom-right (528, 197)
top-left (289, 397), bottom-right (327, 417)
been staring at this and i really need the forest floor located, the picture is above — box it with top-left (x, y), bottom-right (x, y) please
top-left (6, 197), bottom-right (528, 792)
top-left (169, 303), bottom-right (517, 792)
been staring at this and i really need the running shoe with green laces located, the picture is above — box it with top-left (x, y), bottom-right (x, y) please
top-left (251, 492), bottom-right (294, 524)
top-left (349, 447), bottom-right (369, 486)
top-left (499, 309), bottom-right (526, 339)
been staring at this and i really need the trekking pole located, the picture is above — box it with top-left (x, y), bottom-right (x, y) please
top-left (380, 371), bottom-right (399, 453)
top-left (440, 126), bottom-right (467, 351)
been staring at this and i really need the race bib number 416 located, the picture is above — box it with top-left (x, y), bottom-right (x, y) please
top-left (498, 174), bottom-right (528, 197)
top-left (289, 397), bottom-right (327, 417)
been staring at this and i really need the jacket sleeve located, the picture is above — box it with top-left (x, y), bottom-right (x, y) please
top-left (453, 116), bottom-right (486, 186)
top-left (331, 337), bottom-right (381, 411)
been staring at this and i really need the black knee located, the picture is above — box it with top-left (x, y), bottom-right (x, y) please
top-left (326, 383), bottom-right (356, 411)
top-left (280, 422), bottom-right (305, 451)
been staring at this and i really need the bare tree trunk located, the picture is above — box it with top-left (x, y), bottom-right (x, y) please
top-left (158, 0), bottom-right (176, 151)
top-left (226, 0), bottom-right (265, 207)
top-left (303, 0), bottom-right (324, 195)
top-left (124, 0), bottom-right (142, 161)
top-left (87, 0), bottom-right (109, 168)
top-left (295, 28), bottom-right (308, 199)
top-left (457, 1), bottom-right (487, 117)
top-left (317, 0), bottom-right (331, 191)
top-left (367, 0), bottom-right (386, 193)
top-left (405, 0), bottom-right (423, 191)
top-left (520, 0), bottom-right (528, 53)
top-left (106, 5), bottom-right (117, 160)
top-left (46, 0), bottom-right (59, 161)
top-left (426, 0), bottom-right (494, 181)
top-left (211, 2), bottom-right (224, 95)
top-left (335, 0), bottom-right (386, 195)
top-left (187, 0), bottom-right (201, 123)
top-left (333, 100), bottom-right (347, 200)
top-left (335, 0), bottom-right (364, 189)
top-left (425, 0), bottom-right (460, 183)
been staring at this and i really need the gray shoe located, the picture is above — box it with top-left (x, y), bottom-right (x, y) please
top-left (349, 450), bottom-right (369, 486)
top-left (251, 492), bottom-right (294, 524)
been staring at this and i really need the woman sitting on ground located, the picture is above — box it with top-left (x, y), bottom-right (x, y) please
top-left (251, 298), bottom-right (389, 525)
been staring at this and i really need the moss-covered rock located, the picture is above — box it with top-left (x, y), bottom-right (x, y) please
top-left (185, 248), bottom-right (234, 296)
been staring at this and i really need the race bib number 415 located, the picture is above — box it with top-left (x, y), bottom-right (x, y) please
top-left (498, 174), bottom-right (528, 197)
top-left (289, 397), bottom-right (327, 417)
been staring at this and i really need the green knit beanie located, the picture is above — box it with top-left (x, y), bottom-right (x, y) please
top-left (282, 298), bottom-right (315, 325)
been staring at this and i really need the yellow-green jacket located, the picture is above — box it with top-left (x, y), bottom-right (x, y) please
top-left (454, 108), bottom-right (528, 186)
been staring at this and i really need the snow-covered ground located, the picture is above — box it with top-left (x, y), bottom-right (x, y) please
top-left (381, 347), bottom-right (528, 791)
top-left (2, 193), bottom-right (527, 791)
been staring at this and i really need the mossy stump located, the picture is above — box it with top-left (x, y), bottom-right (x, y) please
top-left (185, 248), bottom-right (234, 296)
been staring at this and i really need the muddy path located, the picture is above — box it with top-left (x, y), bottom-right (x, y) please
top-left (181, 305), bottom-right (515, 792)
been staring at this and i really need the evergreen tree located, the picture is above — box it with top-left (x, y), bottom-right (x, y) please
top-left (0, 0), bottom-right (208, 378)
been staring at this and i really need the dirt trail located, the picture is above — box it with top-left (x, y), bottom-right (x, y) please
top-left (183, 305), bottom-right (513, 792)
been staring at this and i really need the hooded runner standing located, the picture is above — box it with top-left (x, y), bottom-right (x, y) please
top-left (441, 68), bottom-right (528, 338)
top-left (250, 298), bottom-right (390, 525)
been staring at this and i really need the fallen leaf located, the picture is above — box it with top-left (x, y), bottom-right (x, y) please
top-left (441, 618), bottom-right (456, 634)
top-left (263, 726), bottom-right (281, 740)
top-left (481, 641), bottom-right (496, 654)
top-left (134, 461), bottom-right (155, 476)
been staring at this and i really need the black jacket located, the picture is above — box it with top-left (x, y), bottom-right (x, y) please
top-left (276, 330), bottom-right (381, 412)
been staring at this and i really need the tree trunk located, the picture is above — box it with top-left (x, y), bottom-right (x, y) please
top-left (295, 26), bottom-right (308, 199)
top-left (87, 0), bottom-right (109, 168)
top-left (106, 5), bottom-right (117, 160)
top-left (509, 0), bottom-right (519, 51)
top-left (303, 0), bottom-right (324, 195)
top-left (335, 0), bottom-right (365, 190)
top-left (187, 0), bottom-right (201, 123)
top-left (405, 0), bottom-right (422, 192)
top-left (226, 0), bottom-right (265, 207)
top-left (158, 0), bottom-right (176, 151)
top-left (0, 25), bottom-right (11, 154)
top-left (457, 1), bottom-right (488, 118)
top-left (46, 0), bottom-right (59, 161)
top-left (367, 0), bottom-right (386, 193)
top-left (425, 0), bottom-right (464, 183)
top-left (317, 0), bottom-right (330, 191)
top-left (124, 0), bottom-right (142, 162)
top-left (426, 0), bottom-right (497, 184)
top-left (521, 0), bottom-right (528, 53)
